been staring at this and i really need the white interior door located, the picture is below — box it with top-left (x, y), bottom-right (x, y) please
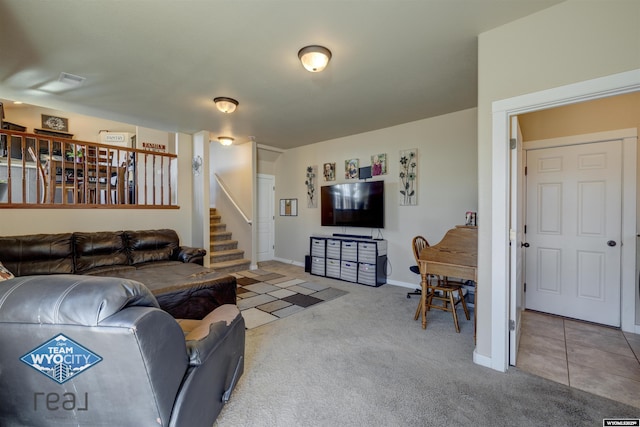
top-left (525, 140), bottom-right (622, 326)
top-left (509, 116), bottom-right (525, 366)
top-left (257, 174), bottom-right (275, 261)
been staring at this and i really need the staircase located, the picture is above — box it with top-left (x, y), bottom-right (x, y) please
top-left (209, 208), bottom-right (251, 274)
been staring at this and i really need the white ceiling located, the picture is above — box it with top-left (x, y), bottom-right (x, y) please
top-left (0, 0), bottom-right (562, 149)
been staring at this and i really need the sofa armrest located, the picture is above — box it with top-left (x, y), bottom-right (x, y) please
top-left (176, 246), bottom-right (207, 264)
top-left (184, 304), bottom-right (242, 366)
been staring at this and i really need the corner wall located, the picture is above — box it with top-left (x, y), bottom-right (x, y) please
top-left (273, 108), bottom-right (478, 287)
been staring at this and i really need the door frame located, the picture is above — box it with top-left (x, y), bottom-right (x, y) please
top-left (488, 68), bottom-right (640, 372)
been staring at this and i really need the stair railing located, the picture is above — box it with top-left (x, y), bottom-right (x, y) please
top-left (214, 173), bottom-right (252, 225)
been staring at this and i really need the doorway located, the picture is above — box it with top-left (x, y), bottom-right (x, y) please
top-left (489, 69), bottom-right (639, 372)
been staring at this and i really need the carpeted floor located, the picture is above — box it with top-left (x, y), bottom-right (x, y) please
top-left (215, 261), bottom-right (638, 427)
top-left (233, 268), bottom-right (348, 329)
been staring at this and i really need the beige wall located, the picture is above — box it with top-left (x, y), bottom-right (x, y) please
top-left (273, 107), bottom-right (478, 287)
top-left (4, 104), bottom-right (136, 142)
top-left (518, 92), bottom-right (640, 141)
top-left (478, 0), bottom-right (640, 363)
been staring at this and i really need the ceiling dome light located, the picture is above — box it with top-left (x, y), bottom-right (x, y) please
top-left (218, 136), bottom-right (234, 146)
top-left (213, 97), bottom-right (239, 114)
top-left (298, 45), bottom-right (332, 72)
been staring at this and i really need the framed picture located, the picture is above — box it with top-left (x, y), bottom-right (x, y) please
top-left (399, 148), bottom-right (418, 206)
top-left (345, 158), bottom-right (359, 179)
top-left (280, 198), bottom-right (298, 216)
top-left (371, 153), bottom-right (387, 176)
top-left (41, 114), bottom-right (69, 132)
top-left (323, 162), bottom-right (336, 181)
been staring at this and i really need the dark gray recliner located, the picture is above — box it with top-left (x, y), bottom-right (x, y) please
top-left (0, 275), bottom-right (245, 427)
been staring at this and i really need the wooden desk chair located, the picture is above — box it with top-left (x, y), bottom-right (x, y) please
top-left (423, 268), bottom-right (470, 333)
top-left (86, 149), bottom-right (123, 204)
top-left (408, 236), bottom-right (428, 318)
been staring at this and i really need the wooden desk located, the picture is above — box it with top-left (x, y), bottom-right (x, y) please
top-left (418, 226), bottom-right (477, 332)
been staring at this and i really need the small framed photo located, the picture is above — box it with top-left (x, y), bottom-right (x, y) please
top-left (371, 153), bottom-right (387, 176)
top-left (41, 114), bottom-right (69, 132)
top-left (345, 158), bottom-right (359, 179)
top-left (280, 198), bottom-right (298, 216)
top-left (323, 162), bottom-right (336, 181)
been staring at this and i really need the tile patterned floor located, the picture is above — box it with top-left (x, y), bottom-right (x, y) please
top-left (517, 310), bottom-right (640, 408)
top-left (232, 268), bottom-right (348, 329)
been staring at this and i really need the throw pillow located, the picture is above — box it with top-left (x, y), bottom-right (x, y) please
top-left (0, 261), bottom-right (15, 281)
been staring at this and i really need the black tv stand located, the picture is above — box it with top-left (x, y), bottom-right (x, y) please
top-left (332, 233), bottom-right (371, 239)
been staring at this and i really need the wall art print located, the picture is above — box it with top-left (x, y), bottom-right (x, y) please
top-left (399, 148), bottom-right (417, 206)
top-left (323, 162), bottom-right (336, 181)
top-left (371, 153), bottom-right (387, 176)
top-left (305, 165), bottom-right (318, 208)
top-left (345, 159), bottom-right (359, 179)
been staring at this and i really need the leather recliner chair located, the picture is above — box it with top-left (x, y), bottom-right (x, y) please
top-left (0, 274), bottom-right (245, 427)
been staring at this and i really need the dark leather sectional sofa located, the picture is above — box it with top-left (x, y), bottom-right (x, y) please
top-left (0, 229), bottom-right (237, 319)
top-left (0, 229), bottom-right (245, 425)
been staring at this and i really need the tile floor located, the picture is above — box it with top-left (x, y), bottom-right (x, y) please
top-left (517, 310), bottom-right (640, 408)
top-left (232, 267), bottom-right (348, 329)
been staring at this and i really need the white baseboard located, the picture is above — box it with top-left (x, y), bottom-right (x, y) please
top-left (473, 349), bottom-right (492, 369)
top-left (386, 279), bottom-right (420, 289)
top-left (272, 257), bottom-right (305, 268)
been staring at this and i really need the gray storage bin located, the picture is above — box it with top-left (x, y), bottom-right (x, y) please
top-left (341, 241), bottom-right (358, 261)
top-left (311, 256), bottom-right (325, 276)
top-left (340, 260), bottom-right (358, 282)
top-left (357, 263), bottom-right (377, 286)
top-left (311, 238), bottom-right (325, 257)
top-left (326, 239), bottom-right (341, 259)
top-left (326, 258), bottom-right (341, 278)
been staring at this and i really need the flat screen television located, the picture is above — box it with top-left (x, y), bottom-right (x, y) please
top-left (321, 181), bottom-right (384, 228)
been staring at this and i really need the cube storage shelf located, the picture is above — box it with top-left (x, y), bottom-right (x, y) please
top-left (310, 235), bottom-right (387, 287)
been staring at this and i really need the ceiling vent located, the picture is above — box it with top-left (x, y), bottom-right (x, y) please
top-left (58, 72), bottom-right (86, 86)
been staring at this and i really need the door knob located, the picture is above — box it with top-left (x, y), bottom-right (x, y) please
top-left (607, 240), bottom-right (617, 247)
top-left (521, 242), bottom-right (530, 248)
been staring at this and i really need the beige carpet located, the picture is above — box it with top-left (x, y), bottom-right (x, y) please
top-left (215, 261), bottom-right (637, 426)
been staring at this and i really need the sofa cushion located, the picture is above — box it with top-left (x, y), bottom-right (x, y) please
top-left (0, 233), bottom-right (74, 276)
top-left (125, 229), bottom-right (179, 265)
top-left (74, 231), bottom-right (128, 273)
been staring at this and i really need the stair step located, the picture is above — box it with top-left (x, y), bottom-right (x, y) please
top-left (211, 239), bottom-right (238, 251)
top-left (210, 248), bottom-right (245, 263)
top-left (211, 222), bottom-right (226, 232)
top-left (211, 258), bottom-right (252, 274)
top-left (210, 214), bottom-right (221, 224)
top-left (210, 231), bottom-right (232, 241)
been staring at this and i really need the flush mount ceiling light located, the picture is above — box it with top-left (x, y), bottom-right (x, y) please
top-left (218, 136), bottom-right (234, 146)
top-left (298, 45), bottom-right (332, 72)
top-left (213, 97), bottom-right (239, 114)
